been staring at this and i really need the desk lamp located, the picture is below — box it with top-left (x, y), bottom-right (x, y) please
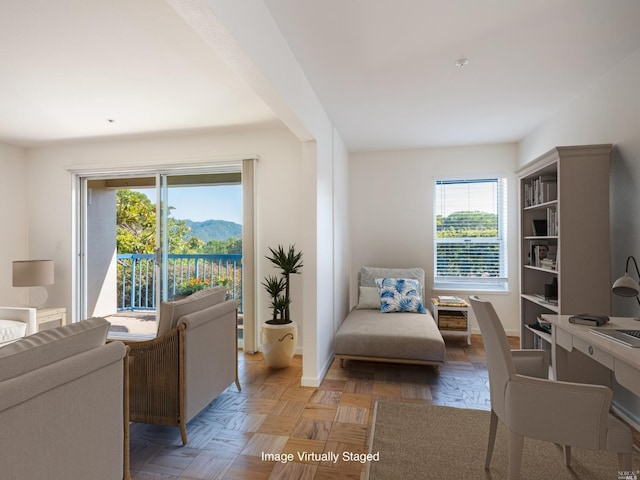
top-left (612, 255), bottom-right (640, 320)
top-left (12, 260), bottom-right (54, 308)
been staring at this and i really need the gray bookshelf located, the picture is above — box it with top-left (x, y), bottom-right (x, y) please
top-left (517, 144), bottom-right (612, 349)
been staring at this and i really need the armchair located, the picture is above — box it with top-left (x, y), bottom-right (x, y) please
top-left (123, 287), bottom-right (240, 445)
top-left (469, 295), bottom-right (633, 479)
top-left (0, 306), bottom-right (37, 345)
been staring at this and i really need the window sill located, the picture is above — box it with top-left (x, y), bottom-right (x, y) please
top-left (433, 284), bottom-right (510, 294)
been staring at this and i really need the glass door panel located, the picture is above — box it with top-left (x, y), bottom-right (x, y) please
top-left (78, 167), bottom-right (246, 345)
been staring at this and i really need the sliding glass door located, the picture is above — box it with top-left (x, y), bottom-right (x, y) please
top-left (76, 164), bottom-right (250, 347)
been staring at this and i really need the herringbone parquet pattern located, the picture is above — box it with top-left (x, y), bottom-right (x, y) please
top-left (129, 334), bottom-right (510, 479)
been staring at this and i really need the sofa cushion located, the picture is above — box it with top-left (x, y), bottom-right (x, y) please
top-left (360, 267), bottom-right (425, 294)
top-left (355, 286), bottom-right (381, 310)
top-left (0, 317), bottom-right (110, 383)
top-left (157, 286), bottom-right (227, 336)
top-left (0, 319), bottom-right (27, 345)
top-left (334, 308), bottom-right (445, 362)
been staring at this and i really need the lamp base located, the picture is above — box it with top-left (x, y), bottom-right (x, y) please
top-left (18, 287), bottom-right (48, 308)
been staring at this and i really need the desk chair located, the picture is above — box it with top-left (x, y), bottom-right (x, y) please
top-left (469, 295), bottom-right (633, 479)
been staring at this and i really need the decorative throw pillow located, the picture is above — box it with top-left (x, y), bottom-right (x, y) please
top-left (374, 278), bottom-right (426, 314)
top-left (355, 286), bottom-right (381, 310)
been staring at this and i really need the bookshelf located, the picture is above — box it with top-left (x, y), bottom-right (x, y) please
top-left (517, 145), bottom-right (612, 349)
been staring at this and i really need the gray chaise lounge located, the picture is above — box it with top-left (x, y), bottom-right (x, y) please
top-left (334, 267), bottom-right (446, 371)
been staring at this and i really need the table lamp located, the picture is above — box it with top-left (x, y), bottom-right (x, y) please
top-left (12, 260), bottom-right (54, 308)
top-left (612, 255), bottom-right (640, 320)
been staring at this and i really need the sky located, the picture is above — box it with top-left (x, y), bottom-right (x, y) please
top-left (138, 184), bottom-right (243, 224)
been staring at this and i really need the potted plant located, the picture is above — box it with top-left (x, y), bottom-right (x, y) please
top-left (261, 244), bottom-right (303, 368)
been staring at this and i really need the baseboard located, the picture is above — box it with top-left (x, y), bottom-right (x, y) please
top-left (301, 352), bottom-right (334, 387)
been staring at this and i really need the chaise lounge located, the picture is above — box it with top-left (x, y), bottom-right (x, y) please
top-left (334, 267), bottom-right (446, 371)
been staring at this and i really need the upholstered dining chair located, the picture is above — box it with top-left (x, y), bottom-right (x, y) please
top-left (469, 295), bottom-right (633, 479)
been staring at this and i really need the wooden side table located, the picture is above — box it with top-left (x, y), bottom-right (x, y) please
top-left (431, 298), bottom-right (471, 345)
top-left (36, 307), bottom-right (67, 331)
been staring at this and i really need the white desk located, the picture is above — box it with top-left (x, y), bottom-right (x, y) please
top-left (541, 315), bottom-right (640, 397)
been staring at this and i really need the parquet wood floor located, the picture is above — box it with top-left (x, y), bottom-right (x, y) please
top-left (128, 334), bottom-right (512, 479)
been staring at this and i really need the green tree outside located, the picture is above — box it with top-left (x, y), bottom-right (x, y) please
top-left (116, 189), bottom-right (243, 308)
top-left (116, 190), bottom-right (209, 254)
top-left (436, 210), bottom-right (500, 277)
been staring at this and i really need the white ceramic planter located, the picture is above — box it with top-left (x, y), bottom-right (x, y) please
top-left (261, 320), bottom-right (297, 368)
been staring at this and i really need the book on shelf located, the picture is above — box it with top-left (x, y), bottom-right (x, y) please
top-left (529, 317), bottom-right (551, 334)
top-left (537, 316), bottom-right (552, 332)
top-left (529, 242), bottom-right (556, 268)
top-left (524, 175), bottom-right (558, 207)
top-left (540, 258), bottom-right (556, 270)
top-left (546, 207), bottom-right (558, 236)
top-left (530, 243), bottom-right (547, 267)
top-left (539, 298), bottom-right (558, 306)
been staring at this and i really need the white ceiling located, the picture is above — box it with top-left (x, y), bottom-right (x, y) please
top-left (264, 0), bottom-right (640, 150)
top-left (1, 1), bottom-right (640, 150)
top-left (0, 0), bottom-right (278, 147)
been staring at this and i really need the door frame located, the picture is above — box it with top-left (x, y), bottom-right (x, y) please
top-left (71, 159), bottom-right (256, 350)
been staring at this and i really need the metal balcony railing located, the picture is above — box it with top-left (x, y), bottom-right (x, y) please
top-left (117, 253), bottom-right (243, 312)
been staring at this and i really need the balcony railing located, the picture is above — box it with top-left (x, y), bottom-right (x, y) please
top-left (117, 253), bottom-right (242, 312)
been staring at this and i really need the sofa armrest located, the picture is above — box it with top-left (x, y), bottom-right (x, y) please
top-left (0, 341), bottom-right (127, 411)
top-left (179, 299), bottom-right (239, 420)
top-left (0, 307), bottom-right (37, 335)
top-left (177, 299), bottom-right (238, 330)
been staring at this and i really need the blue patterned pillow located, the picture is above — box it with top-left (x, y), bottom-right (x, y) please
top-left (374, 278), bottom-right (426, 314)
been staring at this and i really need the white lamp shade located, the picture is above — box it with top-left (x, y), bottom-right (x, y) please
top-left (12, 260), bottom-right (54, 287)
top-left (612, 272), bottom-right (640, 297)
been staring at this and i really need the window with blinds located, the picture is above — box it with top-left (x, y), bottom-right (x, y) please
top-left (434, 178), bottom-right (507, 290)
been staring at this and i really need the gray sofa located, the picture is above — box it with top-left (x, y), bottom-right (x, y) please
top-left (0, 318), bottom-right (129, 480)
top-left (335, 267), bottom-right (446, 370)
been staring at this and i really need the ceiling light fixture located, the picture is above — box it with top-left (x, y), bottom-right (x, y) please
top-left (455, 58), bottom-right (470, 68)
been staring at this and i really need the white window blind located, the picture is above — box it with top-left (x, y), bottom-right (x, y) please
top-left (434, 178), bottom-right (507, 290)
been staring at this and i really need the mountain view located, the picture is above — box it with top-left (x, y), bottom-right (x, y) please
top-left (185, 219), bottom-right (242, 243)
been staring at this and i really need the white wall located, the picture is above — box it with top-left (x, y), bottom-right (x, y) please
top-left (332, 127), bottom-right (351, 343)
top-left (0, 142), bottom-right (28, 306)
top-left (520, 46), bottom-right (640, 319)
top-left (519, 46), bottom-right (640, 426)
top-left (24, 126), bottom-right (305, 340)
top-left (186, 0), bottom-right (350, 386)
top-left (349, 144), bottom-right (520, 335)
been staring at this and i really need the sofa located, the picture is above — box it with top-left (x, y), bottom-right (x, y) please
top-left (0, 318), bottom-right (129, 480)
top-left (334, 267), bottom-right (446, 371)
top-left (122, 286), bottom-right (240, 445)
top-left (0, 306), bottom-right (36, 345)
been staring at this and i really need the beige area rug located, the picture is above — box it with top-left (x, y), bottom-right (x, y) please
top-left (367, 402), bottom-right (640, 480)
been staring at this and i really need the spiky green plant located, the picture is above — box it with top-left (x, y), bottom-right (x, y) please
top-left (262, 275), bottom-right (286, 321)
top-left (263, 244), bottom-right (303, 323)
